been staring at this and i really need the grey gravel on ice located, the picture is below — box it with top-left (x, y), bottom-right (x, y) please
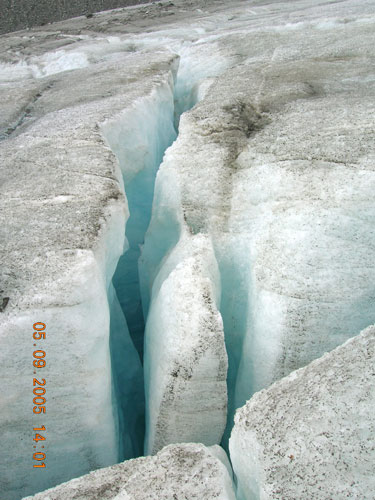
top-left (230, 325), bottom-right (375, 500)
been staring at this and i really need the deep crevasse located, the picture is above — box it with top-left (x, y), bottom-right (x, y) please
top-left (101, 65), bottom-right (178, 460)
top-left (138, 52), bottom-right (375, 466)
top-left (100, 46), bottom-right (227, 460)
top-left (138, 48), bottom-right (244, 456)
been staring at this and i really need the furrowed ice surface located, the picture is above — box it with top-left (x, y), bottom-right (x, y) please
top-left (138, 38), bottom-right (244, 316)
top-left (24, 443), bottom-right (235, 500)
top-left (230, 325), bottom-right (375, 500)
top-left (137, 37), bottom-right (244, 453)
top-left (141, 0), bottom-right (375, 449)
top-left (0, 43), bottom-right (180, 498)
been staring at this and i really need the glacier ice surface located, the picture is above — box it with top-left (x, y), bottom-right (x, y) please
top-left (139, 2), bottom-right (375, 451)
top-left (1, 0), bottom-right (375, 498)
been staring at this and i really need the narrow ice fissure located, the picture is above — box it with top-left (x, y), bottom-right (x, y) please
top-left (111, 96), bottom-right (177, 362)
top-left (215, 246), bottom-right (252, 450)
top-left (101, 55), bottom-right (203, 462)
top-left (102, 50), bottom-right (253, 499)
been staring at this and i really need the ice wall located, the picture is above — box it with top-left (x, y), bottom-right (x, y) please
top-left (101, 66), bottom-right (178, 458)
top-left (0, 198), bottom-right (125, 499)
top-left (144, 233), bottom-right (228, 454)
top-left (101, 67), bottom-right (178, 360)
top-left (108, 282), bottom-right (144, 460)
top-left (99, 47), bottom-right (221, 457)
top-left (96, 39), bottom-right (235, 460)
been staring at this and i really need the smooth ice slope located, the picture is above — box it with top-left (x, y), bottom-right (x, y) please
top-left (24, 443), bottom-right (235, 500)
top-left (230, 325), bottom-right (375, 500)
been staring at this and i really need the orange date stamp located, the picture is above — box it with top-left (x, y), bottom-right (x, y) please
top-left (32, 322), bottom-right (46, 468)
